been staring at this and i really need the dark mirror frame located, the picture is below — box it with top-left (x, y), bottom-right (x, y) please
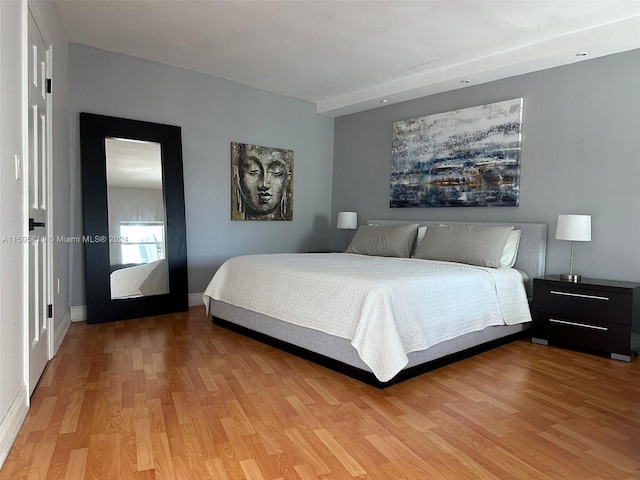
top-left (80, 112), bottom-right (188, 324)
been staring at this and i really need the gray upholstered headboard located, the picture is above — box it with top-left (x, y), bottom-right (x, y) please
top-left (368, 220), bottom-right (547, 298)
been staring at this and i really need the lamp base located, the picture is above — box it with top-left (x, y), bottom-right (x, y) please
top-left (560, 273), bottom-right (581, 282)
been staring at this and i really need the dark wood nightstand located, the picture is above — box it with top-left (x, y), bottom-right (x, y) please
top-left (532, 275), bottom-right (640, 361)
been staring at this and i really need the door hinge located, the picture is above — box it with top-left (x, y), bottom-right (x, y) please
top-left (48, 304), bottom-right (53, 319)
top-left (46, 78), bottom-right (52, 94)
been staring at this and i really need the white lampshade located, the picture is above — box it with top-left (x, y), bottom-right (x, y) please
top-left (556, 215), bottom-right (591, 242)
top-left (337, 211), bottom-right (358, 230)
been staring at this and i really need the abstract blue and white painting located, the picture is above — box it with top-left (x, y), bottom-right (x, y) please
top-left (390, 98), bottom-right (523, 207)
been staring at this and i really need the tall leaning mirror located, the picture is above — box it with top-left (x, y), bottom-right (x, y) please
top-left (80, 113), bottom-right (188, 324)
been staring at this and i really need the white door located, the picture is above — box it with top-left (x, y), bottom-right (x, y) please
top-left (28, 10), bottom-right (52, 395)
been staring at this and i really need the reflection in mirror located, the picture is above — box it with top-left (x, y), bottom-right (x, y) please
top-left (105, 138), bottom-right (169, 299)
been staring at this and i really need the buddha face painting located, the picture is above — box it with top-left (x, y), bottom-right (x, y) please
top-left (231, 142), bottom-right (293, 221)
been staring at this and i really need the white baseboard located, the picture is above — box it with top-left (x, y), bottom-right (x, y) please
top-left (189, 293), bottom-right (204, 308)
top-left (70, 305), bottom-right (86, 322)
top-left (0, 385), bottom-right (28, 470)
top-left (54, 308), bottom-right (71, 354)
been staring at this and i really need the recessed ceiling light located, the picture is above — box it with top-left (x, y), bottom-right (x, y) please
top-left (576, 52), bottom-right (588, 57)
top-left (380, 99), bottom-right (389, 103)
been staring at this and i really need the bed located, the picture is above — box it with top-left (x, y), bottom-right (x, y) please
top-left (203, 220), bottom-right (547, 387)
top-left (110, 258), bottom-right (169, 298)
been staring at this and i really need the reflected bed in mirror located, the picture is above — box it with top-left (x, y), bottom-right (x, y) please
top-left (80, 113), bottom-right (188, 324)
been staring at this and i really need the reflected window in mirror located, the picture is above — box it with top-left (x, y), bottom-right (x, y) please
top-left (119, 222), bottom-right (165, 264)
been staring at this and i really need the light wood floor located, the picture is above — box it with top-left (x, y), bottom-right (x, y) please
top-left (1, 306), bottom-right (639, 479)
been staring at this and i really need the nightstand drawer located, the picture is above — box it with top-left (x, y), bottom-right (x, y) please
top-left (534, 313), bottom-right (632, 355)
top-left (533, 284), bottom-right (632, 325)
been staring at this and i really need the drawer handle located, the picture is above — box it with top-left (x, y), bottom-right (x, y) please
top-left (550, 290), bottom-right (609, 301)
top-left (549, 318), bottom-right (608, 331)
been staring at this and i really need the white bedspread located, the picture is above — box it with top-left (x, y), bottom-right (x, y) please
top-left (203, 253), bottom-right (531, 382)
top-left (110, 259), bottom-right (168, 298)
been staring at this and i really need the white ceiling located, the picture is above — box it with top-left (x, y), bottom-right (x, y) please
top-left (55, 1), bottom-right (640, 116)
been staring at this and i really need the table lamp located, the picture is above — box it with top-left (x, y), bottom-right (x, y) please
top-left (337, 211), bottom-right (358, 249)
top-left (556, 214), bottom-right (591, 282)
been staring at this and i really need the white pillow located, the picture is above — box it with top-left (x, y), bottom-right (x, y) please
top-left (411, 226), bottom-right (428, 256)
top-left (500, 230), bottom-right (521, 268)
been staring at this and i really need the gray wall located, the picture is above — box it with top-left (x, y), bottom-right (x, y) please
top-left (332, 50), bottom-right (640, 282)
top-left (69, 43), bottom-right (334, 306)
